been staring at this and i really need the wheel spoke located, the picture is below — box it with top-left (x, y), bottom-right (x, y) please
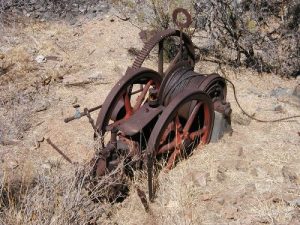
top-left (124, 92), bottom-right (133, 118)
top-left (133, 80), bottom-right (153, 112)
top-left (166, 147), bottom-right (181, 170)
top-left (159, 121), bottom-right (175, 144)
top-left (189, 126), bottom-right (207, 141)
top-left (157, 139), bottom-right (176, 155)
top-left (183, 102), bottom-right (202, 135)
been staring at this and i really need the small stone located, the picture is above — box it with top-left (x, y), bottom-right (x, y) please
top-left (41, 163), bottom-right (51, 170)
top-left (200, 193), bottom-right (212, 201)
top-left (35, 102), bottom-right (49, 112)
top-left (235, 160), bottom-right (249, 172)
top-left (35, 55), bottom-right (47, 63)
top-left (0, 53), bottom-right (4, 59)
top-left (293, 85), bottom-right (300, 98)
top-left (216, 197), bottom-right (225, 205)
top-left (287, 198), bottom-right (300, 207)
top-left (272, 197), bottom-right (282, 203)
top-left (88, 72), bottom-right (103, 81)
top-left (8, 160), bottom-right (19, 169)
top-left (270, 87), bottom-right (290, 97)
top-left (273, 104), bottom-right (283, 112)
top-left (296, 76), bottom-right (300, 84)
top-left (223, 206), bottom-right (238, 219)
top-left (218, 164), bottom-right (228, 173)
top-left (245, 183), bottom-right (256, 193)
top-left (36, 135), bottom-right (44, 143)
top-left (237, 147), bottom-right (244, 157)
top-left (288, 216), bottom-right (300, 225)
top-left (192, 172), bottom-right (210, 187)
top-left (282, 166), bottom-right (298, 184)
top-left (232, 113), bottom-right (251, 126)
top-left (217, 171), bottom-right (226, 182)
top-left (250, 168), bottom-right (258, 176)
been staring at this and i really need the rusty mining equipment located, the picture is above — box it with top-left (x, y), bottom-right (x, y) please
top-left (65, 8), bottom-right (232, 202)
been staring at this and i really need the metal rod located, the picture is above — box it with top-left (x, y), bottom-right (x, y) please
top-left (46, 138), bottom-right (73, 164)
top-left (158, 40), bottom-right (164, 76)
top-left (64, 104), bottom-right (102, 123)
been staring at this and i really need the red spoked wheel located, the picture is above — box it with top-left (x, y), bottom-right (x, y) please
top-left (95, 68), bottom-right (162, 146)
top-left (146, 89), bottom-right (214, 200)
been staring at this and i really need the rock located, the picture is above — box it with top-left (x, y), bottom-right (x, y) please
top-left (222, 206), bottom-right (238, 219)
top-left (273, 104), bottom-right (283, 112)
top-left (282, 166), bottom-right (298, 184)
top-left (8, 160), bottom-right (19, 169)
top-left (35, 55), bottom-right (47, 63)
top-left (287, 198), bottom-right (300, 207)
top-left (245, 183), bottom-right (256, 193)
top-left (200, 193), bottom-right (212, 201)
top-left (35, 102), bottom-right (49, 112)
top-left (192, 172), bottom-right (210, 187)
top-left (0, 53), bottom-right (4, 59)
top-left (216, 197), bottom-right (225, 205)
top-left (232, 113), bottom-right (251, 126)
top-left (250, 168), bottom-right (258, 176)
top-left (296, 76), bottom-right (300, 84)
top-left (293, 85), bottom-right (300, 98)
top-left (288, 215), bottom-right (300, 225)
top-left (88, 72), bottom-right (103, 81)
top-left (41, 162), bottom-right (52, 171)
top-left (237, 147), bottom-right (244, 157)
top-left (270, 87), bottom-right (290, 97)
top-left (210, 111), bottom-right (232, 142)
top-left (235, 160), bottom-right (249, 172)
top-left (217, 171), bottom-right (226, 182)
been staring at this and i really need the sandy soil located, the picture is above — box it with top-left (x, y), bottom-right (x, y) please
top-left (0, 11), bottom-right (299, 225)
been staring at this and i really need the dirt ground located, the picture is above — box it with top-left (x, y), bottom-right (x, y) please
top-left (0, 11), bottom-right (299, 225)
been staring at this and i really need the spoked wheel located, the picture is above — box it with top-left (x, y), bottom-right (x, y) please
top-left (146, 89), bottom-right (214, 201)
top-left (95, 68), bottom-right (162, 146)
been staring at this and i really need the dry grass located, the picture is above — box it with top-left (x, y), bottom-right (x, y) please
top-left (0, 161), bottom-right (121, 225)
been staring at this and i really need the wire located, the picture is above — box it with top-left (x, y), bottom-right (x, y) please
top-left (224, 78), bottom-right (300, 123)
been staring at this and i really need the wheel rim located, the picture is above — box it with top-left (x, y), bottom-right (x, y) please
top-left (147, 90), bottom-right (214, 170)
top-left (95, 68), bottom-right (162, 145)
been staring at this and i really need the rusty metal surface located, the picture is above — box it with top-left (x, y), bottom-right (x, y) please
top-left (62, 7), bottom-right (231, 203)
top-left (95, 67), bottom-right (162, 138)
top-left (146, 89), bottom-right (214, 200)
top-left (117, 103), bottom-right (164, 136)
top-left (132, 29), bottom-right (195, 71)
top-left (172, 8), bottom-right (192, 29)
